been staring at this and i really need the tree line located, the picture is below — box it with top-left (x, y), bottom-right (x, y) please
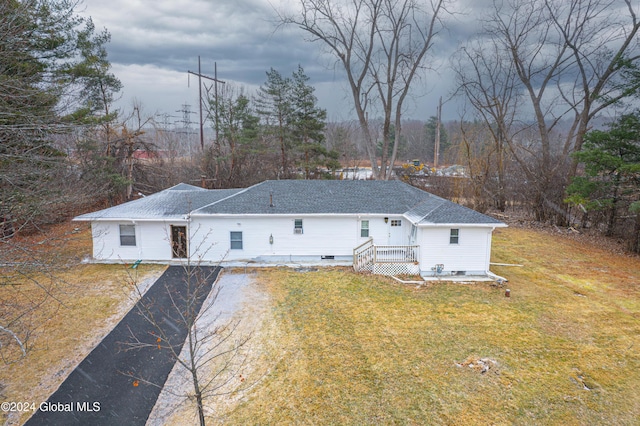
top-left (1, 0), bottom-right (639, 382)
top-left (200, 66), bottom-right (339, 187)
top-left (1, 0), bottom-right (639, 252)
top-left (280, 0), bottom-right (640, 252)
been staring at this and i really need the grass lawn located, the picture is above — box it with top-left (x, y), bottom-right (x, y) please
top-left (0, 222), bottom-right (166, 426)
top-left (223, 227), bottom-right (640, 425)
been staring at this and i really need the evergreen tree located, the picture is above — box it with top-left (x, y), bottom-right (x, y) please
top-left (0, 0), bottom-right (121, 362)
top-left (64, 18), bottom-right (123, 124)
top-left (0, 0), bottom-right (110, 231)
top-left (213, 87), bottom-right (261, 186)
top-left (290, 65), bottom-right (333, 178)
top-left (256, 68), bottom-right (294, 176)
top-left (63, 17), bottom-right (125, 204)
top-left (256, 66), bottom-right (334, 178)
top-left (567, 113), bottom-right (640, 251)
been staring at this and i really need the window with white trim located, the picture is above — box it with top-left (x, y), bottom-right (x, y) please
top-left (410, 224), bottom-right (418, 244)
top-left (230, 231), bottom-right (243, 250)
top-left (360, 220), bottom-right (369, 238)
top-left (294, 219), bottom-right (303, 234)
top-left (450, 228), bottom-right (459, 244)
top-left (119, 224), bottom-right (136, 246)
top-left (390, 219), bottom-right (402, 227)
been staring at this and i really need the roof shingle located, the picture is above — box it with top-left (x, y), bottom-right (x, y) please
top-left (74, 184), bottom-right (241, 220)
top-left (74, 180), bottom-right (504, 226)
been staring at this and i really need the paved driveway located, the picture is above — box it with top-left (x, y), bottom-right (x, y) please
top-left (25, 266), bottom-right (220, 426)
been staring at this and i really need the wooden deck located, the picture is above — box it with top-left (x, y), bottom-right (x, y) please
top-left (353, 239), bottom-right (420, 276)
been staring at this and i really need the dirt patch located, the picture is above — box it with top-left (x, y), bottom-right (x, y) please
top-left (455, 356), bottom-right (500, 375)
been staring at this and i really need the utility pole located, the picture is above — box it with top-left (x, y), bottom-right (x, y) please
top-left (214, 62), bottom-right (220, 146)
top-left (434, 96), bottom-right (442, 169)
top-left (188, 56), bottom-right (225, 150)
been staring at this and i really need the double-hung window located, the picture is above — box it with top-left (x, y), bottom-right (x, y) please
top-left (119, 224), bottom-right (136, 246)
top-left (230, 231), bottom-right (243, 250)
top-left (360, 220), bottom-right (369, 238)
top-left (450, 228), bottom-right (460, 244)
top-left (294, 219), bottom-right (303, 234)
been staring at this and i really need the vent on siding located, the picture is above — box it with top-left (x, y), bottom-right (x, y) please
top-left (452, 271), bottom-right (466, 276)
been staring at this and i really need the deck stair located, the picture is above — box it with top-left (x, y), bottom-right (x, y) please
top-left (353, 239), bottom-right (420, 276)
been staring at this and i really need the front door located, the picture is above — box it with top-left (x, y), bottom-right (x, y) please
top-left (388, 219), bottom-right (403, 245)
top-left (171, 226), bottom-right (187, 258)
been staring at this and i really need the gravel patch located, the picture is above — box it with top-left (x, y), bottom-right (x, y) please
top-left (146, 270), bottom-right (270, 425)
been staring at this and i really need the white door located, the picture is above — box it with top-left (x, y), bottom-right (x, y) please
top-left (388, 219), bottom-right (404, 245)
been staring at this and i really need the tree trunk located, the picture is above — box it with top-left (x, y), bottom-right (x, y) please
top-left (606, 173), bottom-right (621, 237)
top-left (631, 213), bottom-right (640, 254)
top-left (192, 368), bottom-right (206, 426)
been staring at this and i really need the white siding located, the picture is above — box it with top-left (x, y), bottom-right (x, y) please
top-left (418, 226), bottom-right (493, 275)
top-left (188, 215), bottom-right (412, 263)
top-left (89, 216), bottom-right (497, 275)
top-left (189, 216), bottom-right (372, 262)
top-left (91, 221), bottom-right (182, 261)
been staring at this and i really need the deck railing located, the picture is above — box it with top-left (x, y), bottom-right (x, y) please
top-left (353, 240), bottom-right (420, 272)
top-left (374, 245), bottom-right (419, 263)
top-left (353, 239), bottom-right (375, 271)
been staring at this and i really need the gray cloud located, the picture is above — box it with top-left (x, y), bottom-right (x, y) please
top-left (81, 0), bottom-right (462, 120)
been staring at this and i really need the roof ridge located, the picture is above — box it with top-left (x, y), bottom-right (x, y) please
top-left (407, 197), bottom-right (445, 222)
top-left (190, 181), bottom-right (265, 215)
top-left (167, 182), bottom-right (207, 191)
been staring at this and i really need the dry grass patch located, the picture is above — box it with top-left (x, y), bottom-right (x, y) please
top-left (223, 228), bottom-right (640, 425)
top-left (0, 222), bottom-right (166, 426)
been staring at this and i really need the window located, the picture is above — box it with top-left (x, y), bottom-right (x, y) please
top-left (230, 231), bottom-right (243, 250)
top-left (119, 224), bottom-right (136, 246)
top-left (450, 228), bottom-right (459, 244)
top-left (360, 220), bottom-right (369, 238)
top-left (294, 219), bottom-right (303, 234)
top-left (410, 224), bottom-right (417, 244)
top-left (390, 219), bottom-right (402, 227)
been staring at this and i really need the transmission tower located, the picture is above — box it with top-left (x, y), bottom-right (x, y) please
top-left (176, 104), bottom-right (196, 156)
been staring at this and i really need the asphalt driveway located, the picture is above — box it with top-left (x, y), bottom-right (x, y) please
top-left (25, 265), bottom-right (220, 426)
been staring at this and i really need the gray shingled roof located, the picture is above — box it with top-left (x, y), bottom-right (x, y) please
top-left (169, 183), bottom-right (207, 191)
top-left (192, 180), bottom-right (503, 225)
top-left (74, 184), bottom-right (242, 220)
top-left (193, 180), bottom-right (430, 215)
top-left (406, 198), bottom-right (503, 225)
top-left (74, 180), bottom-right (504, 226)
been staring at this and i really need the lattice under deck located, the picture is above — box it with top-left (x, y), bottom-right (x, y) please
top-left (372, 262), bottom-right (420, 276)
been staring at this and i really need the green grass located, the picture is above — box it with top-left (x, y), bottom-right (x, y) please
top-left (223, 227), bottom-right (640, 425)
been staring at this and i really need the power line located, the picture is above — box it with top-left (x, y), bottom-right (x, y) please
top-left (188, 56), bottom-right (225, 150)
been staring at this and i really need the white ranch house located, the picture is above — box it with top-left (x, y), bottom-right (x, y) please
top-left (74, 180), bottom-right (507, 279)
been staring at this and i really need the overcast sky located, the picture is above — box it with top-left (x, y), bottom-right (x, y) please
top-left (80, 0), bottom-right (484, 125)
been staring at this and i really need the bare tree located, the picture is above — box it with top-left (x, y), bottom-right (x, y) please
top-left (280, 0), bottom-right (447, 179)
top-left (452, 38), bottom-right (521, 212)
top-left (124, 221), bottom-right (250, 425)
top-left (476, 0), bottom-right (640, 222)
top-left (449, 120), bottom-right (512, 212)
